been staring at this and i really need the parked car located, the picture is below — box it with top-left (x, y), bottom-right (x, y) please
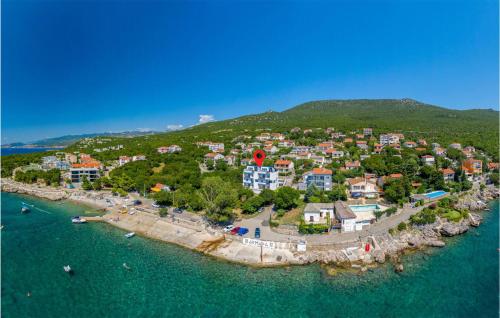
top-left (152, 202), bottom-right (160, 208)
top-left (223, 225), bottom-right (234, 233)
top-left (254, 227), bottom-right (261, 239)
top-left (133, 200), bottom-right (142, 206)
top-left (173, 208), bottom-right (183, 214)
top-left (230, 227), bottom-right (241, 235)
top-left (237, 227), bottom-right (249, 236)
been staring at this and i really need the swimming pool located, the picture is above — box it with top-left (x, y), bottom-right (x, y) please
top-left (424, 190), bottom-right (448, 199)
top-left (348, 204), bottom-right (381, 212)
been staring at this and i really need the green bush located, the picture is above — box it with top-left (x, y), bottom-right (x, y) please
top-left (397, 222), bottom-right (407, 231)
top-left (298, 222), bottom-right (329, 234)
top-left (410, 207), bottom-right (437, 225)
top-left (159, 208), bottom-right (168, 217)
top-left (441, 209), bottom-right (462, 222)
top-left (385, 207), bottom-right (397, 216)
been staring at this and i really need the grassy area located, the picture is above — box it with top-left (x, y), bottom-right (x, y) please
top-left (441, 210), bottom-right (462, 222)
top-left (277, 202), bottom-right (305, 225)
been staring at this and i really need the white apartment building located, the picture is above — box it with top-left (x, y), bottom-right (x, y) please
top-left (242, 166), bottom-right (279, 192)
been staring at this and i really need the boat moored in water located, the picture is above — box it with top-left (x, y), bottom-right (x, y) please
top-left (21, 206), bottom-right (30, 213)
top-left (63, 265), bottom-right (73, 274)
top-left (125, 232), bottom-right (135, 238)
top-left (71, 216), bottom-right (87, 224)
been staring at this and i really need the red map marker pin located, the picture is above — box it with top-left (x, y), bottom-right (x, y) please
top-left (253, 149), bottom-right (266, 167)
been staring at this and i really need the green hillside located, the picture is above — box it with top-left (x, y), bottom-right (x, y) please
top-left (176, 98), bottom-right (498, 157)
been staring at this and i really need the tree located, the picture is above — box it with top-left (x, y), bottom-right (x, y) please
top-left (304, 184), bottom-right (321, 203)
top-left (259, 189), bottom-right (275, 205)
top-left (92, 178), bottom-right (102, 191)
top-left (241, 196), bottom-right (265, 214)
top-left (153, 191), bottom-right (173, 206)
top-left (384, 180), bottom-right (406, 203)
top-left (81, 176), bottom-right (93, 191)
top-left (198, 177), bottom-right (238, 222)
top-left (215, 159), bottom-right (228, 171)
top-left (274, 187), bottom-right (300, 211)
top-left (328, 184), bottom-right (347, 201)
top-left (206, 159), bottom-right (214, 170)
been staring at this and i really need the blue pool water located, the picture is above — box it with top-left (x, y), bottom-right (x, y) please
top-left (424, 190), bottom-right (447, 199)
top-left (349, 204), bottom-right (380, 212)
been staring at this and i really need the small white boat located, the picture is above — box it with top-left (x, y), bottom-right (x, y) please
top-left (124, 232), bottom-right (135, 238)
top-left (63, 265), bottom-right (73, 274)
top-left (72, 216), bottom-right (87, 224)
top-left (123, 263), bottom-right (131, 270)
top-left (21, 207), bottom-right (30, 213)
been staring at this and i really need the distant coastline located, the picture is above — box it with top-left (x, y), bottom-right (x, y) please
top-left (0, 147), bottom-right (62, 156)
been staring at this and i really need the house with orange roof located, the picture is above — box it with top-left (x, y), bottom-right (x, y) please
top-left (274, 159), bottom-right (294, 173)
top-left (462, 159), bottom-right (482, 177)
top-left (356, 140), bottom-right (368, 150)
top-left (415, 147), bottom-right (427, 152)
top-left (300, 168), bottom-right (333, 191)
top-left (344, 137), bottom-right (354, 143)
top-left (326, 148), bottom-right (344, 159)
top-left (434, 147), bottom-right (446, 156)
top-left (373, 143), bottom-right (383, 154)
top-left (421, 155), bottom-right (435, 166)
top-left (263, 144), bottom-right (278, 154)
top-left (403, 141), bottom-right (417, 148)
top-left (347, 177), bottom-right (379, 198)
top-left (151, 183), bottom-right (170, 193)
top-left (345, 160), bottom-right (361, 170)
top-left (440, 168), bottom-right (455, 182)
top-left (488, 162), bottom-right (499, 171)
top-left (418, 139), bottom-right (427, 146)
top-left (204, 152), bottom-right (224, 163)
top-left (316, 142), bottom-right (334, 152)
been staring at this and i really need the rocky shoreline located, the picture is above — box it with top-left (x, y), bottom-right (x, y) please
top-left (2, 178), bottom-right (498, 271)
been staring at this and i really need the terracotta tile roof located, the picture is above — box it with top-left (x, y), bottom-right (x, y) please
top-left (275, 159), bottom-right (292, 165)
top-left (71, 163), bottom-right (100, 168)
top-left (389, 173), bottom-right (403, 178)
top-left (441, 168), bottom-right (455, 174)
top-left (311, 168), bottom-right (332, 175)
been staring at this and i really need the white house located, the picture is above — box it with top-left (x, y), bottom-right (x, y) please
top-left (421, 155), bottom-right (435, 166)
top-left (334, 201), bottom-right (357, 233)
top-left (242, 166), bottom-right (279, 193)
top-left (205, 152), bottom-right (224, 163)
top-left (119, 156), bottom-right (131, 166)
top-left (379, 134), bottom-right (400, 145)
top-left (303, 203), bottom-right (335, 224)
top-left (347, 177), bottom-right (379, 198)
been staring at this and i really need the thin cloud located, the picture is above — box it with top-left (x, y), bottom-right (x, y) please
top-left (166, 124), bottom-right (184, 131)
top-left (136, 128), bottom-right (153, 132)
top-left (198, 114), bottom-right (215, 124)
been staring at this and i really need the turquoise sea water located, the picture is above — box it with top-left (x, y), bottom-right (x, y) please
top-left (2, 192), bottom-right (498, 317)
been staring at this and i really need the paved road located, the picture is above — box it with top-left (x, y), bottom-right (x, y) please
top-left (235, 203), bottom-right (426, 245)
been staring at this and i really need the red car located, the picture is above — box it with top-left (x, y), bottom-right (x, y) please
top-left (230, 226), bottom-right (241, 235)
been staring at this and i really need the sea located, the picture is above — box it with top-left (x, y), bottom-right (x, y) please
top-left (1, 148), bottom-right (60, 156)
top-left (1, 192), bottom-right (498, 317)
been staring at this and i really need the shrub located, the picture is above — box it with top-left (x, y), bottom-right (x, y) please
top-left (298, 222), bottom-right (329, 234)
top-left (397, 222), bottom-right (407, 231)
top-left (159, 208), bottom-right (168, 217)
top-left (410, 207), bottom-right (437, 225)
top-left (276, 209), bottom-right (286, 217)
top-left (385, 207), bottom-right (397, 216)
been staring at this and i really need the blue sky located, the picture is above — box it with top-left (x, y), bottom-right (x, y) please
top-left (2, 0), bottom-right (498, 143)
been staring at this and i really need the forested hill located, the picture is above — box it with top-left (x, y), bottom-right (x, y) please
top-left (59, 98), bottom-right (497, 161)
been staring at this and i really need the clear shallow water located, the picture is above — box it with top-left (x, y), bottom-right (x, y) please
top-left (2, 192), bottom-right (498, 317)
